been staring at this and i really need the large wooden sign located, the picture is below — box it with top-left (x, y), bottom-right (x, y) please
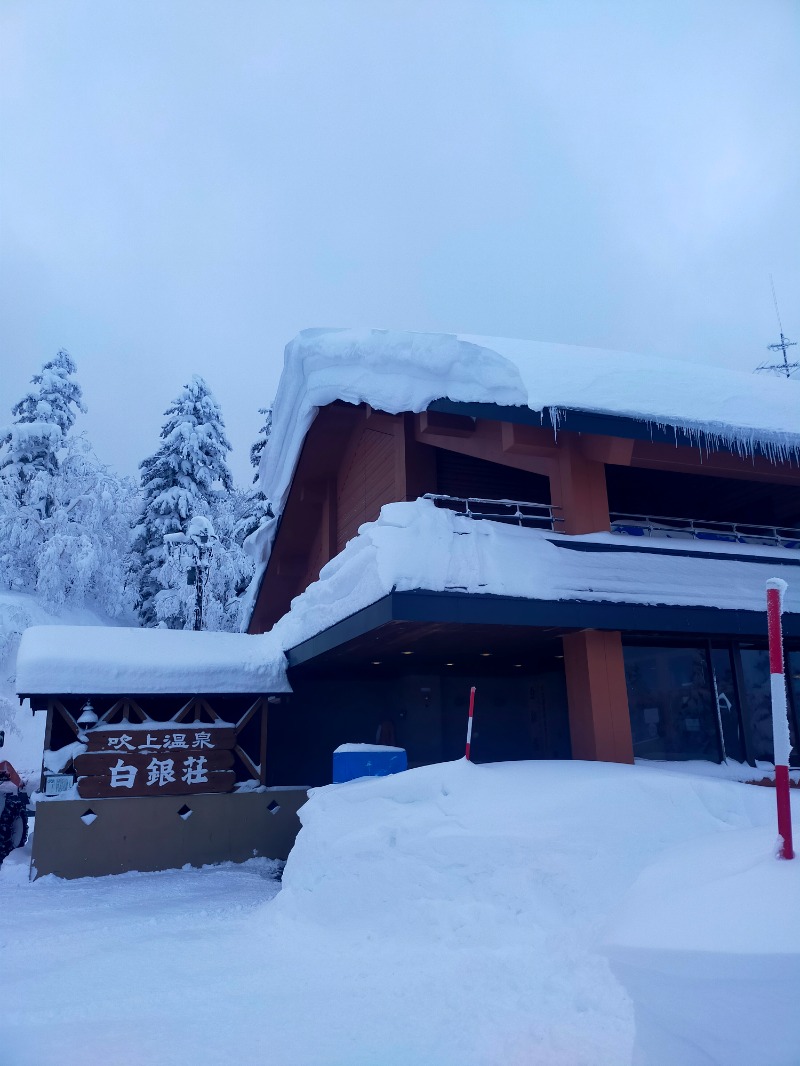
top-left (75, 725), bottom-right (236, 799)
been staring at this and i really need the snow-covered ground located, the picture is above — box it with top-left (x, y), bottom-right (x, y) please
top-left (2, 759), bottom-right (798, 1066)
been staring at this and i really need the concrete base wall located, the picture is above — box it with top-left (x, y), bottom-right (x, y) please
top-left (30, 789), bottom-right (308, 880)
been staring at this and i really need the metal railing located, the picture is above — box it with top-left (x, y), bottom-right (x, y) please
top-left (423, 493), bottom-right (562, 530)
top-left (609, 512), bottom-right (800, 550)
top-left (422, 494), bottom-right (800, 549)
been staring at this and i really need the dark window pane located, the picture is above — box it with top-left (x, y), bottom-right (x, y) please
top-left (783, 651), bottom-right (800, 768)
top-left (623, 645), bottom-right (722, 762)
top-left (709, 648), bottom-right (745, 763)
top-left (739, 649), bottom-right (774, 763)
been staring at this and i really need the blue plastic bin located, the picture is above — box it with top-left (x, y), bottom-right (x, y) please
top-left (332, 743), bottom-right (407, 783)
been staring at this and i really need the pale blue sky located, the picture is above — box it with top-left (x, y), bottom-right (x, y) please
top-left (1, 0), bottom-right (798, 482)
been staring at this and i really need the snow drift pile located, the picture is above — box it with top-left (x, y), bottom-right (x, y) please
top-left (2, 759), bottom-right (798, 1065)
top-left (269, 759), bottom-right (800, 1065)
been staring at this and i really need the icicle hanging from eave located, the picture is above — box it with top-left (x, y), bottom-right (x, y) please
top-left (539, 405), bottom-right (800, 466)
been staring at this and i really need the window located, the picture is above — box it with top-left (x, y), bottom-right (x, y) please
top-left (709, 647), bottom-right (745, 764)
top-left (624, 645), bottom-right (722, 762)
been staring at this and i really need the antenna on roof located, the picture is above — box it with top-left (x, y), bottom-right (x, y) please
top-left (755, 275), bottom-right (799, 378)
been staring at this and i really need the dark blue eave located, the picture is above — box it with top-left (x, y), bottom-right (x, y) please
top-left (427, 398), bottom-right (800, 460)
top-left (285, 588), bottom-right (800, 668)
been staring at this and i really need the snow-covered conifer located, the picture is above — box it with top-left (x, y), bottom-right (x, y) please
top-left (234, 406), bottom-right (274, 546)
top-left (249, 407), bottom-right (272, 482)
top-left (0, 433), bottom-right (138, 616)
top-left (0, 351), bottom-right (135, 616)
top-left (0, 349), bottom-right (86, 492)
top-left (134, 375), bottom-right (236, 629)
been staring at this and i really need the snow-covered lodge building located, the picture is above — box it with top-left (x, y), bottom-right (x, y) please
top-left (245, 329), bottom-right (800, 780)
top-left (17, 329), bottom-right (800, 876)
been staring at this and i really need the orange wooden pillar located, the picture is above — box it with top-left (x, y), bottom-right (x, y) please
top-left (562, 630), bottom-right (634, 763)
top-left (549, 433), bottom-right (611, 535)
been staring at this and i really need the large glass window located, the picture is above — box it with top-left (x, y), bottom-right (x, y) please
top-left (738, 648), bottom-right (774, 763)
top-left (709, 647), bottom-right (746, 763)
top-left (623, 645), bottom-right (722, 761)
top-left (781, 650), bottom-right (800, 768)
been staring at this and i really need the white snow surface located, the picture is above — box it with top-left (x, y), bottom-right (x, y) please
top-left (253, 327), bottom-right (800, 560)
top-left (15, 623), bottom-right (288, 695)
top-left (3, 759), bottom-right (799, 1065)
top-left (606, 826), bottom-right (800, 1064)
top-left (334, 742), bottom-right (405, 753)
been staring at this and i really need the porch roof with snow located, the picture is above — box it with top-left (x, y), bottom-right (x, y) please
top-left (268, 499), bottom-right (800, 664)
top-left (17, 498), bottom-right (800, 697)
top-left (253, 329), bottom-right (800, 559)
top-left (15, 625), bottom-right (290, 697)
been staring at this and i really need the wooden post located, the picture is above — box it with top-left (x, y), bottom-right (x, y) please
top-left (550, 433), bottom-right (611, 535)
top-left (562, 630), bottom-right (634, 763)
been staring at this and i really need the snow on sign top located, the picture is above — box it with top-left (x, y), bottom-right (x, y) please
top-left (254, 328), bottom-right (800, 555)
top-left (15, 624), bottom-right (289, 695)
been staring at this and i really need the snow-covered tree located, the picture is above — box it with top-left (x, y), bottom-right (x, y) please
top-left (134, 375), bottom-right (253, 630)
top-left (0, 349), bottom-right (86, 496)
top-left (249, 406), bottom-right (272, 483)
top-left (234, 406), bottom-right (273, 546)
top-left (0, 351), bottom-right (137, 616)
top-left (0, 435), bottom-right (138, 617)
top-left (28, 436), bottom-right (139, 615)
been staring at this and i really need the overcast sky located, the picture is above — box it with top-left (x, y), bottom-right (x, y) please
top-left (1, 0), bottom-right (798, 483)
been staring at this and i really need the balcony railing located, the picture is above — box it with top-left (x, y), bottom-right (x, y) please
top-left (423, 494), bottom-right (562, 530)
top-left (422, 494), bottom-right (800, 549)
top-left (609, 512), bottom-right (800, 550)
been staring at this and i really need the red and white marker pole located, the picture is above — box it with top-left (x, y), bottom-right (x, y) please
top-left (766, 578), bottom-right (794, 860)
top-left (465, 686), bottom-right (476, 761)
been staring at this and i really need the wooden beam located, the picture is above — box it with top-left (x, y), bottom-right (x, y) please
top-left (579, 434), bottom-right (634, 466)
top-left (233, 744), bottom-right (260, 781)
top-left (413, 415), bottom-right (556, 478)
top-left (501, 421), bottom-right (559, 459)
top-left (417, 409), bottom-right (476, 439)
top-left (630, 440), bottom-right (800, 484)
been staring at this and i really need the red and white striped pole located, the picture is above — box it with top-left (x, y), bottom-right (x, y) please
top-left (766, 578), bottom-right (794, 860)
top-left (465, 686), bottom-right (476, 761)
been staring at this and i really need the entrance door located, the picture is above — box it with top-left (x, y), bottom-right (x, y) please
top-left (440, 672), bottom-right (569, 763)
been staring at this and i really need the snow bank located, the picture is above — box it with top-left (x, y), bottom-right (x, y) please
top-left (271, 498), bottom-right (800, 652)
top-left (606, 828), bottom-right (800, 1065)
top-left (253, 327), bottom-right (800, 559)
top-left (15, 623), bottom-right (289, 695)
top-left (266, 759), bottom-right (798, 1065)
top-left (3, 760), bottom-right (798, 1064)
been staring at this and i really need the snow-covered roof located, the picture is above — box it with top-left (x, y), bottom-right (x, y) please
top-left (18, 499), bottom-right (799, 694)
top-left (250, 328), bottom-right (800, 562)
top-left (15, 625), bottom-right (289, 695)
top-left (268, 498), bottom-right (800, 652)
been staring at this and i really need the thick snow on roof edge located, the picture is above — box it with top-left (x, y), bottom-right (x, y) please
top-left (269, 498), bottom-right (800, 653)
top-left (16, 625), bottom-right (290, 695)
top-left (249, 328), bottom-right (800, 563)
top-left (17, 498), bottom-right (800, 695)
top-left (17, 498), bottom-right (800, 699)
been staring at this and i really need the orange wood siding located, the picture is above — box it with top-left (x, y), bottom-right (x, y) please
top-left (336, 425), bottom-right (396, 552)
